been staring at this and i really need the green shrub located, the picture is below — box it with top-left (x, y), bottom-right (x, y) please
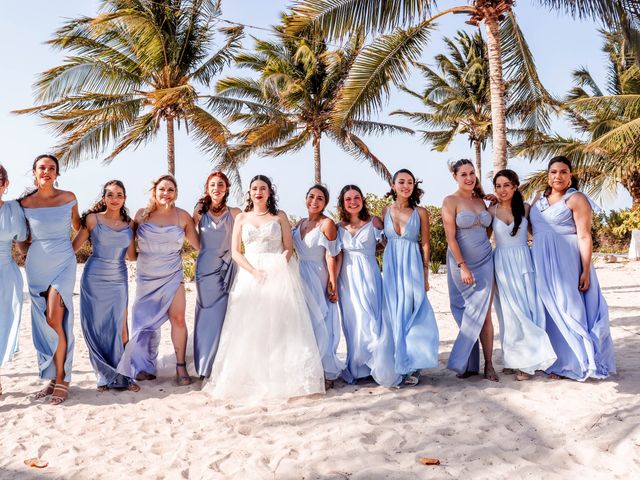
top-left (592, 208), bottom-right (636, 253)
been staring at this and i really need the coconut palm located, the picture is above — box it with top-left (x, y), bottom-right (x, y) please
top-left (14, 0), bottom-right (243, 176)
top-left (517, 29), bottom-right (640, 205)
top-left (287, 0), bottom-right (640, 174)
top-left (210, 16), bottom-right (412, 184)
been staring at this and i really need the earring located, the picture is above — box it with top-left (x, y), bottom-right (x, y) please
top-left (54, 180), bottom-right (59, 188)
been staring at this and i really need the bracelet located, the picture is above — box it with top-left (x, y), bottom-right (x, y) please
top-left (457, 261), bottom-right (465, 267)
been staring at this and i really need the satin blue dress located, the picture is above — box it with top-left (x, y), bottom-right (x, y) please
top-left (23, 200), bottom-right (77, 382)
top-left (382, 209), bottom-right (439, 375)
top-left (293, 223), bottom-right (345, 380)
top-left (530, 189), bottom-right (616, 380)
top-left (118, 223), bottom-right (184, 378)
top-left (492, 212), bottom-right (556, 374)
top-left (194, 211), bottom-right (235, 378)
top-left (80, 219), bottom-right (134, 388)
top-left (0, 200), bottom-right (27, 366)
top-left (446, 210), bottom-right (493, 374)
top-left (338, 221), bottom-right (401, 387)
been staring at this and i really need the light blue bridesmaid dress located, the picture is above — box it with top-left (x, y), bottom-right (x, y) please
top-left (338, 221), bottom-right (401, 387)
top-left (118, 223), bottom-right (184, 378)
top-left (293, 222), bottom-right (345, 380)
top-left (0, 200), bottom-right (27, 366)
top-left (446, 210), bottom-right (493, 375)
top-left (382, 209), bottom-right (439, 375)
top-left (80, 218), bottom-right (134, 388)
top-left (492, 210), bottom-right (556, 374)
top-left (530, 189), bottom-right (616, 380)
top-left (194, 210), bottom-right (235, 378)
top-left (23, 200), bottom-right (77, 382)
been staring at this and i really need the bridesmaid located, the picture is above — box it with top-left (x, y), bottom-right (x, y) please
top-left (336, 185), bottom-right (401, 387)
top-left (530, 156), bottom-right (615, 380)
top-left (73, 180), bottom-right (139, 391)
top-left (490, 170), bottom-right (556, 380)
top-left (192, 171), bottom-right (239, 379)
top-left (19, 154), bottom-right (81, 404)
top-left (293, 184), bottom-right (344, 386)
top-left (442, 159), bottom-right (498, 382)
top-left (0, 164), bottom-right (28, 396)
top-left (382, 169), bottom-right (439, 386)
top-left (117, 175), bottom-right (200, 385)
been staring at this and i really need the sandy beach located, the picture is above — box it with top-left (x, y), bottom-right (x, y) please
top-left (1, 260), bottom-right (639, 480)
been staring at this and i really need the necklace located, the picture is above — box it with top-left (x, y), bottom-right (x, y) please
top-left (210, 203), bottom-right (226, 215)
top-left (254, 209), bottom-right (269, 216)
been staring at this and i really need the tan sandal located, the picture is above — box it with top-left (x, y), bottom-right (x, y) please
top-left (34, 380), bottom-right (55, 399)
top-left (49, 384), bottom-right (69, 405)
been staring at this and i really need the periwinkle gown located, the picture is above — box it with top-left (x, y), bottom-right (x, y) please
top-left (23, 200), bottom-right (77, 382)
top-left (293, 223), bottom-right (345, 380)
top-left (0, 200), bottom-right (27, 366)
top-left (194, 211), bottom-right (235, 378)
top-left (338, 221), bottom-right (401, 387)
top-left (446, 211), bottom-right (493, 375)
top-left (80, 219), bottom-right (134, 388)
top-left (530, 189), bottom-right (616, 380)
top-left (204, 220), bottom-right (324, 403)
top-left (118, 223), bottom-right (184, 379)
top-left (492, 212), bottom-right (556, 374)
top-left (382, 209), bottom-right (439, 375)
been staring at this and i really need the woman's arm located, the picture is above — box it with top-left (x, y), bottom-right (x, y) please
top-left (181, 209), bottom-right (200, 251)
top-left (72, 213), bottom-right (95, 253)
top-left (442, 196), bottom-right (474, 285)
top-left (568, 193), bottom-right (593, 291)
top-left (417, 207), bottom-right (431, 291)
top-left (321, 219), bottom-right (339, 302)
top-left (126, 220), bottom-right (137, 261)
top-left (278, 210), bottom-right (294, 261)
top-left (69, 193), bottom-right (81, 232)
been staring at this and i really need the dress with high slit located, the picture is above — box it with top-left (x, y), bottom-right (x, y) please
top-left (23, 200), bottom-right (77, 381)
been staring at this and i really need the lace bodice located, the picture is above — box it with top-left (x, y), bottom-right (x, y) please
top-left (242, 220), bottom-right (283, 254)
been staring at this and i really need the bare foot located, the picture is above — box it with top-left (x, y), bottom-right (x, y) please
top-left (135, 371), bottom-right (156, 381)
top-left (456, 371), bottom-right (479, 379)
top-left (484, 366), bottom-right (499, 382)
top-left (547, 373), bottom-right (564, 380)
top-left (34, 380), bottom-right (55, 399)
top-left (515, 371), bottom-right (530, 381)
top-left (502, 368), bottom-right (516, 375)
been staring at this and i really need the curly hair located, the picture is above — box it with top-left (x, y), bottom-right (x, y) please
top-left (386, 168), bottom-right (424, 208)
top-left (81, 180), bottom-right (131, 227)
top-left (449, 159), bottom-right (485, 198)
top-left (337, 184), bottom-right (370, 222)
top-left (543, 155), bottom-right (579, 197)
top-left (142, 174), bottom-right (178, 222)
top-left (245, 174), bottom-right (278, 215)
top-left (197, 170), bottom-right (230, 215)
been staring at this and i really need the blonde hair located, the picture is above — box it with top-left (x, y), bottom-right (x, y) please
top-left (142, 174), bottom-right (178, 222)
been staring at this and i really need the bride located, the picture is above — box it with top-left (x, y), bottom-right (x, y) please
top-left (203, 175), bottom-right (325, 403)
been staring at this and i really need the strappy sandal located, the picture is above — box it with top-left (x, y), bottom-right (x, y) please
top-left (403, 373), bottom-right (420, 386)
top-left (49, 384), bottom-right (69, 405)
top-left (484, 366), bottom-right (499, 382)
top-left (96, 385), bottom-right (109, 392)
top-left (34, 380), bottom-right (56, 399)
top-left (175, 362), bottom-right (192, 386)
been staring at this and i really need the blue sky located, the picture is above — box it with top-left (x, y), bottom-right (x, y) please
top-left (0, 1), bottom-right (630, 216)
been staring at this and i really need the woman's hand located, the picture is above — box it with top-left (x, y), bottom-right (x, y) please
top-left (327, 280), bottom-right (339, 303)
top-left (252, 269), bottom-right (267, 284)
top-left (460, 264), bottom-right (475, 285)
top-left (579, 270), bottom-right (590, 292)
top-left (423, 268), bottom-right (430, 291)
top-left (484, 194), bottom-right (498, 205)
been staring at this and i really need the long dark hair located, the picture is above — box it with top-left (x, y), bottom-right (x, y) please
top-left (19, 154), bottom-right (62, 202)
top-left (245, 174), bottom-right (278, 215)
top-left (197, 170), bottom-right (230, 215)
top-left (493, 169), bottom-right (525, 237)
top-left (386, 168), bottom-right (424, 208)
top-left (450, 159), bottom-right (485, 198)
top-left (0, 163), bottom-right (7, 186)
top-left (543, 155), bottom-right (579, 197)
top-left (337, 184), bottom-right (370, 222)
top-left (81, 180), bottom-right (131, 227)
top-left (306, 184), bottom-right (330, 213)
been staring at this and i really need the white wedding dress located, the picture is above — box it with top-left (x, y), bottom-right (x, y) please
top-left (203, 220), bottom-right (325, 403)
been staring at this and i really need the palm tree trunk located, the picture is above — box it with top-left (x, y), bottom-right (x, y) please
top-left (484, 14), bottom-right (508, 174)
top-left (167, 116), bottom-right (176, 176)
top-left (474, 140), bottom-right (482, 184)
top-left (313, 132), bottom-right (321, 183)
top-left (623, 171), bottom-right (640, 207)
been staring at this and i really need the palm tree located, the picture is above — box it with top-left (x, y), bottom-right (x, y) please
top-left (287, 0), bottom-right (639, 174)
top-left (210, 15), bottom-right (412, 184)
top-left (14, 0), bottom-right (243, 176)
top-left (517, 29), bottom-right (640, 205)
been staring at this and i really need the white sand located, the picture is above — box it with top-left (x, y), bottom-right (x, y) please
top-left (1, 260), bottom-right (639, 479)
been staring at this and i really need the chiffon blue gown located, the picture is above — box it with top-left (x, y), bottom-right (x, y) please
top-left (194, 211), bottom-right (235, 378)
top-left (118, 223), bottom-right (184, 379)
top-left (23, 200), bottom-right (77, 382)
top-left (446, 211), bottom-right (493, 375)
top-left (80, 219), bottom-right (134, 388)
top-left (382, 209), bottom-right (439, 375)
top-left (0, 200), bottom-right (27, 366)
top-left (530, 189), bottom-right (616, 380)
top-left (293, 223), bottom-right (345, 381)
top-left (338, 221), bottom-right (401, 387)
top-left (492, 212), bottom-right (556, 374)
